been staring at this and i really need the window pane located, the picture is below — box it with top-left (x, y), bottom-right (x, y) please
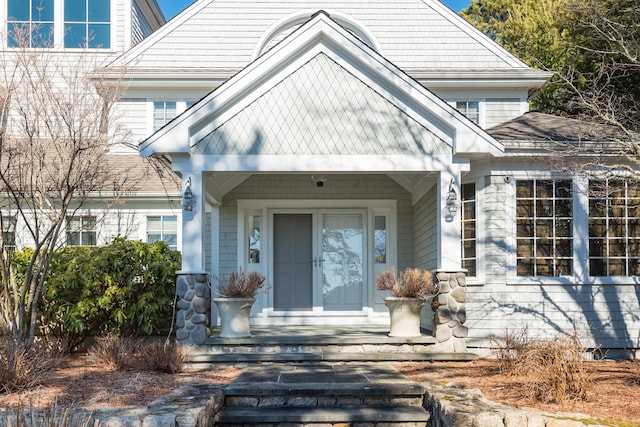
top-left (65, 0), bottom-right (86, 21)
top-left (248, 215), bottom-right (260, 264)
top-left (8, 0), bottom-right (30, 20)
top-left (88, 23), bottom-right (110, 48)
top-left (64, 23), bottom-right (86, 48)
top-left (374, 215), bottom-right (386, 264)
top-left (517, 258), bottom-right (533, 276)
top-left (517, 239), bottom-right (533, 258)
top-left (33, 22), bottom-right (54, 47)
top-left (89, 0), bottom-right (110, 21)
top-left (516, 181), bottom-right (533, 198)
top-left (33, 0), bottom-right (54, 21)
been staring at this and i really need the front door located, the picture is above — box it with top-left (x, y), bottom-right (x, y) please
top-left (272, 211), bottom-right (366, 312)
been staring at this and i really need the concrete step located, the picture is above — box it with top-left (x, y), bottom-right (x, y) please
top-left (216, 406), bottom-right (430, 425)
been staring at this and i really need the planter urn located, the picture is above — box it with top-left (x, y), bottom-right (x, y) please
top-left (213, 297), bottom-right (255, 338)
top-left (384, 297), bottom-right (426, 337)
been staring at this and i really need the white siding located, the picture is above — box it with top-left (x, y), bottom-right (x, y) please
top-left (115, 98), bottom-right (150, 147)
top-left (413, 189), bottom-right (437, 271)
top-left (485, 98), bottom-right (524, 128)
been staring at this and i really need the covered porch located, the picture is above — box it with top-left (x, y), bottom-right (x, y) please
top-left (139, 12), bottom-right (502, 348)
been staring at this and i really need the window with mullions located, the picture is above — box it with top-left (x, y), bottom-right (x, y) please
top-left (516, 179), bottom-right (573, 277)
top-left (588, 179), bottom-right (640, 276)
top-left (461, 183), bottom-right (476, 276)
top-left (147, 215), bottom-right (177, 250)
top-left (455, 101), bottom-right (479, 125)
top-left (7, 0), bottom-right (54, 48)
top-left (66, 215), bottom-right (97, 246)
top-left (64, 0), bottom-right (111, 48)
top-left (153, 101), bottom-right (177, 131)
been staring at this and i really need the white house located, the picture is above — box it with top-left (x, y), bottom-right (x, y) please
top-left (4, 0), bottom-right (640, 356)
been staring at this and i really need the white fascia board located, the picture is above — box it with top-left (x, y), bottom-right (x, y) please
top-left (425, 0), bottom-right (530, 69)
top-left (170, 154), bottom-right (470, 173)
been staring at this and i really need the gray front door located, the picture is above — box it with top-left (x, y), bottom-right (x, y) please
top-left (273, 214), bottom-right (313, 311)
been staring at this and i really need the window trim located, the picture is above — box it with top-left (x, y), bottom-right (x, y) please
top-left (507, 173), bottom-right (640, 285)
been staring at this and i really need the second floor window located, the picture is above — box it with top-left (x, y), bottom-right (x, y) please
top-left (66, 215), bottom-right (97, 246)
top-left (153, 101), bottom-right (177, 131)
top-left (64, 0), bottom-right (111, 48)
top-left (7, 0), bottom-right (54, 48)
top-left (516, 179), bottom-right (573, 277)
top-left (456, 101), bottom-right (480, 125)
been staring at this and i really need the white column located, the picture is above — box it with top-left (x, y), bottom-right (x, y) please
top-left (437, 169), bottom-right (463, 271)
top-left (180, 172), bottom-right (206, 273)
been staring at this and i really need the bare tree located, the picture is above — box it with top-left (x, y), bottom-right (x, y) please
top-left (0, 28), bottom-right (133, 346)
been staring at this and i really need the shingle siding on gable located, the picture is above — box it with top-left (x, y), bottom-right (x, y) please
top-left (130, 0), bottom-right (523, 72)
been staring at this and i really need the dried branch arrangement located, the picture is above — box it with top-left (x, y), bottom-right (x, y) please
top-left (376, 267), bottom-right (437, 299)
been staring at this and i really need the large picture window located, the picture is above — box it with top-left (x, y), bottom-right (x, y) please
top-left (516, 179), bottom-right (573, 277)
top-left (64, 0), bottom-right (111, 48)
top-left (588, 179), bottom-right (640, 276)
top-left (461, 183), bottom-right (476, 276)
top-left (7, 0), bottom-right (54, 48)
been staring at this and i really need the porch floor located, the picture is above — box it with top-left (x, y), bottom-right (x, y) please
top-left (188, 325), bottom-right (478, 364)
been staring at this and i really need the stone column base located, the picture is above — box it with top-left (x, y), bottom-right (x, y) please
top-left (176, 272), bottom-right (211, 345)
top-left (431, 270), bottom-right (468, 353)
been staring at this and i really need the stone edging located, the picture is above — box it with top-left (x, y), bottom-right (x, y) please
top-left (424, 382), bottom-right (614, 427)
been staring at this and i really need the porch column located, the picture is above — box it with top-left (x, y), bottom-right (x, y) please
top-left (433, 170), bottom-right (468, 352)
top-left (176, 172), bottom-right (210, 345)
top-left (436, 169), bottom-right (462, 271)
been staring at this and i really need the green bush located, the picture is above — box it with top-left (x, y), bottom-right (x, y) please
top-left (37, 237), bottom-right (181, 352)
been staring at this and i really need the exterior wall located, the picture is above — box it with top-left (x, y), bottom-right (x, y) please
top-left (114, 98), bottom-right (149, 149)
top-left (218, 174), bottom-right (413, 278)
top-left (485, 98), bottom-right (524, 128)
top-left (466, 174), bottom-right (640, 355)
top-left (413, 186), bottom-right (438, 271)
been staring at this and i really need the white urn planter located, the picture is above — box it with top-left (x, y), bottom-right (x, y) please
top-left (213, 297), bottom-right (255, 338)
top-left (384, 297), bottom-right (426, 337)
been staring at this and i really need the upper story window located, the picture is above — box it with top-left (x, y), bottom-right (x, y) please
top-left (153, 101), bottom-right (177, 131)
top-left (588, 179), bottom-right (640, 276)
top-left (456, 101), bottom-right (479, 125)
top-left (7, 0), bottom-right (55, 48)
top-left (64, 0), bottom-right (110, 49)
top-left (66, 215), bottom-right (97, 246)
top-left (516, 179), bottom-right (573, 277)
top-left (147, 215), bottom-right (177, 250)
top-left (461, 183), bottom-right (476, 276)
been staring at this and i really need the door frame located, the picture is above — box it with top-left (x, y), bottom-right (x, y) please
top-left (237, 199), bottom-right (397, 322)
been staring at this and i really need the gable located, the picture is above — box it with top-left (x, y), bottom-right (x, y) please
top-left (140, 11), bottom-right (503, 166)
top-left (193, 53), bottom-right (450, 157)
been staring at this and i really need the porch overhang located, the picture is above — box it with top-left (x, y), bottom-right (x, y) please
top-left (139, 11), bottom-right (503, 171)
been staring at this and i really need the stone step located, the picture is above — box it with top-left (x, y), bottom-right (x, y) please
top-left (188, 351), bottom-right (478, 364)
top-left (223, 382), bottom-right (426, 408)
top-left (215, 406), bottom-right (430, 425)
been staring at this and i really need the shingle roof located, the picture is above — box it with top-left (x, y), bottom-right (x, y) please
top-left (487, 111), bottom-right (626, 144)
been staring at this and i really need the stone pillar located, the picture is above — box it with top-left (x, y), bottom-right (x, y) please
top-left (176, 272), bottom-right (211, 345)
top-left (431, 270), bottom-right (468, 353)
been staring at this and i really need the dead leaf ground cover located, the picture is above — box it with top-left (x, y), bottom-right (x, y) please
top-left (1, 356), bottom-right (638, 426)
top-left (398, 359), bottom-right (640, 426)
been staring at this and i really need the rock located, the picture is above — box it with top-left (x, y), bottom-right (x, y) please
top-left (176, 299), bottom-right (190, 310)
top-left (451, 287), bottom-right (467, 303)
top-left (435, 324), bottom-right (452, 342)
top-left (184, 290), bottom-right (195, 302)
top-left (191, 313), bottom-right (207, 325)
top-left (176, 277), bottom-right (190, 298)
top-left (142, 414), bottom-right (176, 427)
top-left (453, 325), bottom-right (469, 338)
top-left (192, 297), bottom-right (210, 314)
top-left (176, 329), bottom-right (189, 341)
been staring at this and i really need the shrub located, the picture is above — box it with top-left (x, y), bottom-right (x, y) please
top-left (217, 270), bottom-right (266, 298)
top-left (2, 400), bottom-right (93, 427)
top-left (376, 267), bottom-right (437, 299)
top-left (38, 237), bottom-right (181, 351)
top-left (140, 341), bottom-right (186, 374)
top-left (86, 335), bottom-right (142, 371)
top-left (0, 339), bottom-right (59, 393)
top-left (492, 328), bottom-right (591, 403)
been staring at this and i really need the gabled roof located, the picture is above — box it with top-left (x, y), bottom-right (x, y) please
top-left (109, 0), bottom-right (550, 87)
top-left (139, 11), bottom-right (503, 167)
